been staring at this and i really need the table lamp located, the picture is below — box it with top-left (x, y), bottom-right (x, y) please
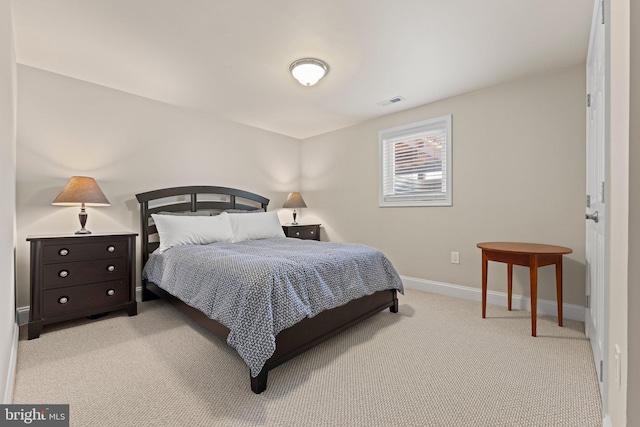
top-left (282, 192), bottom-right (307, 225)
top-left (52, 176), bottom-right (110, 234)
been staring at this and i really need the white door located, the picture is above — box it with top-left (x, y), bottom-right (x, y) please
top-left (585, 0), bottom-right (606, 398)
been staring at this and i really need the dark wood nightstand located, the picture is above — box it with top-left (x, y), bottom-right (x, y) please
top-left (282, 224), bottom-right (321, 241)
top-left (26, 233), bottom-right (138, 339)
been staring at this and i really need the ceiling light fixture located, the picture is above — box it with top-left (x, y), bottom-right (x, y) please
top-left (289, 58), bottom-right (329, 86)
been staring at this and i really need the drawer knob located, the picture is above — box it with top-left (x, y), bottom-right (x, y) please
top-left (58, 248), bottom-right (69, 256)
top-left (107, 265), bottom-right (115, 272)
top-left (310, 230), bottom-right (314, 234)
top-left (107, 245), bottom-right (116, 253)
top-left (58, 270), bottom-right (69, 278)
top-left (106, 289), bottom-right (115, 296)
top-left (295, 231), bottom-right (300, 236)
top-left (58, 296), bottom-right (69, 304)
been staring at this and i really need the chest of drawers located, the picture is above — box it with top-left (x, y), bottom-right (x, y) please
top-left (27, 233), bottom-right (137, 339)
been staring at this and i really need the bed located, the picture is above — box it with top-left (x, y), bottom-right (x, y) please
top-left (135, 186), bottom-right (402, 393)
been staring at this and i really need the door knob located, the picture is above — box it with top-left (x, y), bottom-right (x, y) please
top-left (586, 211), bottom-right (599, 223)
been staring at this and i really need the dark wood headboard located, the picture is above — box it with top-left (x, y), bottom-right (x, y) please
top-left (135, 186), bottom-right (269, 267)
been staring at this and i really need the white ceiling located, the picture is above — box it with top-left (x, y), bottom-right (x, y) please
top-left (11, 0), bottom-right (594, 139)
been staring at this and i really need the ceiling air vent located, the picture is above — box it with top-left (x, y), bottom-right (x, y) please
top-left (378, 96), bottom-right (405, 107)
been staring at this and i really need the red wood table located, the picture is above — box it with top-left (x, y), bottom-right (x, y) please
top-left (477, 242), bottom-right (573, 337)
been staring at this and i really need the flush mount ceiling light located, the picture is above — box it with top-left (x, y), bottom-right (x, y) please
top-left (289, 58), bottom-right (329, 86)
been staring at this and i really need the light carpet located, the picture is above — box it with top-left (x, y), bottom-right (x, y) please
top-left (13, 289), bottom-right (602, 426)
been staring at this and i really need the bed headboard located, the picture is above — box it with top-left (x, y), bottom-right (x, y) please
top-left (135, 186), bottom-right (269, 267)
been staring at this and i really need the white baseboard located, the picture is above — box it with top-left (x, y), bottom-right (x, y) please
top-left (3, 322), bottom-right (19, 403)
top-left (401, 276), bottom-right (585, 322)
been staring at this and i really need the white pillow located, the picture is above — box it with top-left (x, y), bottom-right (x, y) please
top-left (151, 212), bottom-right (234, 253)
top-left (228, 211), bottom-right (285, 242)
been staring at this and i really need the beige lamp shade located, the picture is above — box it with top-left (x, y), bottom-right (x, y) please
top-left (282, 192), bottom-right (307, 209)
top-left (52, 176), bottom-right (110, 206)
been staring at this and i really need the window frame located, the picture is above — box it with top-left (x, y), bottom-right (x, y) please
top-left (378, 114), bottom-right (452, 207)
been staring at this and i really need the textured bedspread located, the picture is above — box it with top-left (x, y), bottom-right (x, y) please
top-left (142, 237), bottom-right (404, 377)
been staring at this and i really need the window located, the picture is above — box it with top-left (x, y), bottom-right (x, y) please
top-left (379, 115), bottom-right (452, 207)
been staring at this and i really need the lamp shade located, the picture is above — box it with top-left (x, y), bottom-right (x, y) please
top-left (283, 192), bottom-right (307, 209)
top-left (52, 176), bottom-right (110, 206)
top-left (289, 58), bottom-right (329, 86)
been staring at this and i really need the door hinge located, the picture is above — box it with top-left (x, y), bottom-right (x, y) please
top-left (601, 181), bottom-right (605, 203)
top-left (600, 360), bottom-right (604, 382)
top-left (587, 93), bottom-right (591, 107)
top-left (586, 295), bottom-right (590, 309)
top-left (601, 0), bottom-right (605, 25)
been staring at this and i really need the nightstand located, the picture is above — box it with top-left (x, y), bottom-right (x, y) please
top-left (26, 233), bottom-right (137, 339)
top-left (282, 224), bottom-right (321, 241)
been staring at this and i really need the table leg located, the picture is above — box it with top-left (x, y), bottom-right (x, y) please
top-left (530, 256), bottom-right (538, 337)
top-left (556, 259), bottom-right (563, 327)
top-left (482, 251), bottom-right (488, 318)
top-left (507, 263), bottom-right (513, 311)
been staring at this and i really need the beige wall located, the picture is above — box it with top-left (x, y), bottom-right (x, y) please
top-left (607, 0), bottom-right (630, 425)
top-left (628, 1), bottom-right (639, 424)
top-left (15, 66), bottom-right (301, 308)
top-left (0, 0), bottom-right (17, 402)
top-left (301, 65), bottom-right (586, 306)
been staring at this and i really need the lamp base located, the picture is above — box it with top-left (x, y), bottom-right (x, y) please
top-left (76, 206), bottom-right (91, 234)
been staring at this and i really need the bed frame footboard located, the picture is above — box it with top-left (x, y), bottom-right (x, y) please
top-left (146, 282), bottom-right (397, 394)
top-left (250, 288), bottom-right (398, 393)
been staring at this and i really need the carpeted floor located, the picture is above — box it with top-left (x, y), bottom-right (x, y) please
top-left (13, 289), bottom-right (602, 426)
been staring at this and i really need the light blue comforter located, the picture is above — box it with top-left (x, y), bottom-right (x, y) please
top-left (142, 237), bottom-right (404, 377)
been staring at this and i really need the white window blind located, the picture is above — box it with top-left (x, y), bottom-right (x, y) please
top-left (379, 115), bottom-right (452, 207)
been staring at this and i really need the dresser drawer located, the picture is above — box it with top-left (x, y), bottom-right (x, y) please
top-left (43, 280), bottom-right (128, 317)
top-left (43, 240), bottom-right (128, 263)
top-left (283, 225), bottom-right (320, 240)
top-left (43, 257), bottom-right (127, 289)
